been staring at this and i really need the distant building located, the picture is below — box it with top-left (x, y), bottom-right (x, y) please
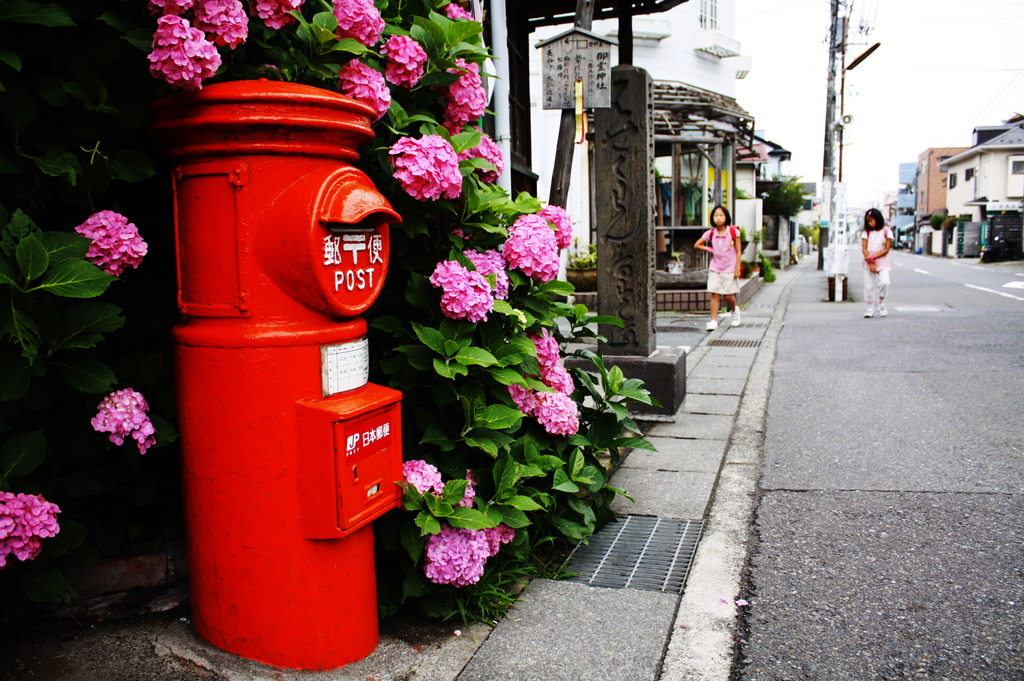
top-left (893, 163), bottom-right (916, 247)
top-left (916, 147), bottom-right (968, 225)
top-left (941, 117), bottom-right (1024, 259)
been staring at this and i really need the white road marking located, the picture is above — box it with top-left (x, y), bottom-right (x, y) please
top-left (914, 268), bottom-right (933, 276)
top-left (1004, 281), bottom-right (1024, 290)
top-left (966, 284), bottom-right (1024, 301)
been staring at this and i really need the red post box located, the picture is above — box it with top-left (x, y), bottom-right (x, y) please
top-left (150, 81), bottom-right (403, 670)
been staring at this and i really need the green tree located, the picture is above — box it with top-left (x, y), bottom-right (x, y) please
top-left (763, 176), bottom-right (811, 217)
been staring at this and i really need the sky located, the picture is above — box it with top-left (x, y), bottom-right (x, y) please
top-left (734, 0), bottom-right (1024, 208)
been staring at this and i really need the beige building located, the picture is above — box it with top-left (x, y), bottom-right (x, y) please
top-left (916, 147), bottom-right (968, 223)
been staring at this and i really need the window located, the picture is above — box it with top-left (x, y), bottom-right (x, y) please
top-left (1012, 160), bottom-right (1024, 174)
top-left (965, 168), bottom-right (974, 180)
top-left (700, 0), bottom-right (718, 30)
top-left (948, 172), bottom-right (957, 189)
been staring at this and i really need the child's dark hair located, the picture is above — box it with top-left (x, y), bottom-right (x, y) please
top-left (711, 204), bottom-right (732, 225)
top-left (864, 208), bottom-right (885, 231)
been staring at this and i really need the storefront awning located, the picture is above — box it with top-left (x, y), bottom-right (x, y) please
top-left (651, 80), bottom-right (754, 147)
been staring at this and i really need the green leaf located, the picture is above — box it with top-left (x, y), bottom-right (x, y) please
top-left (440, 478), bottom-right (468, 506)
top-left (27, 151), bottom-right (81, 184)
top-left (493, 457), bottom-right (522, 498)
top-left (446, 506), bottom-right (493, 530)
top-left (0, 354), bottom-right (30, 401)
top-left (0, 1), bottom-right (74, 26)
top-left (15, 232), bottom-right (48, 280)
top-left (549, 516), bottom-right (592, 541)
top-left (473, 404), bottom-right (524, 430)
top-left (463, 434), bottom-right (499, 456)
top-left (492, 504), bottom-right (530, 529)
top-left (412, 322), bottom-right (446, 354)
top-left (108, 149), bottom-right (157, 183)
top-left (552, 468), bottom-right (579, 493)
top-left (502, 495), bottom-right (545, 512)
top-left (489, 367), bottom-right (526, 386)
top-left (1, 429), bottom-right (45, 477)
top-left (0, 251), bottom-right (16, 285)
top-left (0, 48), bottom-right (21, 71)
top-left (423, 493), bottom-right (454, 517)
top-left (39, 231), bottom-right (89, 264)
top-left (35, 260), bottom-right (114, 298)
top-left (61, 301), bottom-right (125, 338)
top-left (539, 280), bottom-right (574, 297)
top-left (414, 511), bottom-right (442, 536)
top-left (432, 357), bottom-right (467, 379)
top-left (454, 346), bottom-right (498, 367)
top-left (57, 354), bottom-right (116, 393)
top-left (17, 566), bottom-right (69, 604)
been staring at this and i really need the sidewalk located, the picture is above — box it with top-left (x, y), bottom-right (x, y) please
top-left (0, 260), bottom-right (809, 681)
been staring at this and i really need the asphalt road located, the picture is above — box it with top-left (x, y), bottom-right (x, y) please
top-left (736, 252), bottom-right (1024, 680)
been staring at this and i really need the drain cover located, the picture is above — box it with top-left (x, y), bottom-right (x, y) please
top-left (563, 516), bottom-right (704, 594)
top-left (708, 339), bottom-right (761, 348)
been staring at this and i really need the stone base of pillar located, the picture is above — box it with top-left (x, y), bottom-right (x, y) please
top-left (567, 347), bottom-right (686, 422)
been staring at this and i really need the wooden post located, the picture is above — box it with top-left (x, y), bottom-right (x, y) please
top-left (594, 65), bottom-right (656, 357)
top-left (547, 0), bottom-right (594, 208)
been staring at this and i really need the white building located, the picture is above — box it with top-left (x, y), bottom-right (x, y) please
top-left (527, 0), bottom-right (755, 269)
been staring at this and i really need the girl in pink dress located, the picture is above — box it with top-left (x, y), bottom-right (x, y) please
top-left (860, 208), bottom-right (893, 318)
top-left (695, 204), bottom-right (743, 331)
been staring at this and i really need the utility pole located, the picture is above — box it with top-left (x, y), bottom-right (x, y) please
top-left (820, 0), bottom-right (848, 300)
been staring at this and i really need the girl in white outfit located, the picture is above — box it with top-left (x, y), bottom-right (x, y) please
top-left (860, 208), bottom-right (893, 318)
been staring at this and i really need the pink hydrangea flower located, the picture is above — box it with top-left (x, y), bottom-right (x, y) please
top-left (503, 214), bottom-right (559, 283)
top-left (458, 131), bottom-right (504, 184)
top-left (440, 59), bottom-right (487, 133)
top-left (0, 492), bottom-right (61, 569)
top-left (74, 210), bottom-right (148, 277)
top-left (382, 35), bottom-right (427, 89)
top-left (541, 363), bottom-right (575, 395)
top-left (429, 260), bottom-right (493, 322)
top-left (403, 460), bottom-right (444, 495)
top-left (538, 205), bottom-right (573, 249)
top-left (464, 248), bottom-right (509, 300)
top-left (530, 329), bottom-right (561, 371)
top-left (459, 470), bottom-right (476, 508)
top-left (482, 524), bottom-right (515, 555)
top-left (424, 524), bottom-right (490, 586)
top-left (91, 388), bottom-right (157, 455)
top-left (149, 0), bottom-right (195, 14)
top-left (249, 0), bottom-right (303, 29)
top-left (423, 523), bottom-right (514, 587)
top-left (389, 135), bottom-right (463, 202)
top-left (444, 2), bottom-right (473, 20)
top-left (333, 0), bottom-right (384, 46)
top-left (192, 0), bottom-right (248, 48)
top-left (338, 59), bottom-right (391, 120)
top-left (508, 384), bottom-right (537, 416)
top-left (148, 14), bottom-right (222, 91)
top-left (532, 391), bottom-right (580, 436)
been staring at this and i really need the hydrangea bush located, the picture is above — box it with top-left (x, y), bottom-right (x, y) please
top-left (1, 1), bottom-right (183, 621)
top-left (1, 0), bottom-right (656, 624)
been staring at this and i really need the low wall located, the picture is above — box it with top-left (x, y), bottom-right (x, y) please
top-left (573, 275), bottom-right (764, 312)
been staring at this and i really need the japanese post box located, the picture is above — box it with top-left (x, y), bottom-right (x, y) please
top-left (150, 81), bottom-right (403, 670)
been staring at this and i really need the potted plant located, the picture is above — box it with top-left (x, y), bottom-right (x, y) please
top-left (566, 239), bottom-right (598, 291)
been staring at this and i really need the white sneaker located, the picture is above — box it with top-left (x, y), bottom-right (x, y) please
top-left (878, 303), bottom-right (888, 317)
top-left (706, 319), bottom-right (718, 331)
top-left (731, 310), bottom-right (741, 327)
top-left (864, 306), bottom-right (874, 318)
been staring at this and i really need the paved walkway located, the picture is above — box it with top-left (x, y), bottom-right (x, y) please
top-left (1, 260), bottom-right (808, 681)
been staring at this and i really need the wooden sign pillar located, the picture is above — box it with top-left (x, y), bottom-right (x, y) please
top-left (587, 64), bottom-right (687, 419)
top-left (594, 65), bottom-right (656, 357)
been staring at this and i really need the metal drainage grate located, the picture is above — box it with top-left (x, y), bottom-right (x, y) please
top-left (708, 339), bottom-right (762, 348)
top-left (563, 516), bottom-right (704, 594)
